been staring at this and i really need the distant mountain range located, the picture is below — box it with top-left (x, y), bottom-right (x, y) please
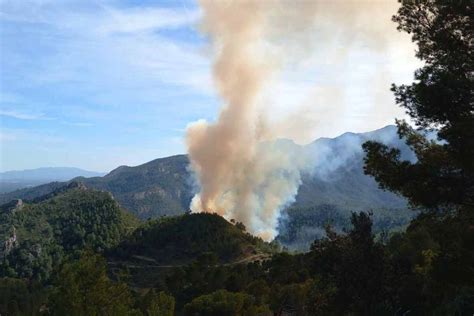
top-left (0, 125), bottom-right (416, 248)
top-left (0, 155), bottom-right (193, 217)
top-left (294, 125), bottom-right (415, 210)
top-left (0, 125), bottom-right (412, 215)
top-left (0, 167), bottom-right (105, 193)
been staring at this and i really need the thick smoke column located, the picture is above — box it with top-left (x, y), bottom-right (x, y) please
top-left (186, 0), bottom-right (408, 241)
top-left (186, 0), bottom-right (318, 241)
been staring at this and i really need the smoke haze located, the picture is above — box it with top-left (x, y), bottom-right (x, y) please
top-left (186, 0), bottom-right (415, 240)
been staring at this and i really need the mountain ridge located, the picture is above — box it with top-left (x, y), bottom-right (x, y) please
top-left (0, 125), bottom-right (409, 220)
top-left (0, 167), bottom-right (105, 194)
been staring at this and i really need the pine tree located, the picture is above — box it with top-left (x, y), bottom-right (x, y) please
top-left (363, 1), bottom-right (473, 211)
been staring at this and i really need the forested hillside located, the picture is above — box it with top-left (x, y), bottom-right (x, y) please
top-left (0, 189), bottom-right (277, 315)
top-left (0, 126), bottom-right (412, 245)
top-left (0, 155), bottom-right (193, 219)
top-left (113, 213), bottom-right (276, 265)
top-left (0, 182), bottom-right (138, 282)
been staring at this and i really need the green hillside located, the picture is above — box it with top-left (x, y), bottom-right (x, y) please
top-left (0, 155), bottom-right (193, 220)
top-left (79, 155), bottom-right (193, 219)
top-left (0, 182), bottom-right (139, 282)
top-left (112, 213), bottom-right (276, 266)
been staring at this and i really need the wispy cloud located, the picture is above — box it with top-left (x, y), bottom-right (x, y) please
top-left (0, 109), bottom-right (52, 120)
top-left (97, 6), bottom-right (201, 35)
top-left (0, 0), bottom-right (211, 94)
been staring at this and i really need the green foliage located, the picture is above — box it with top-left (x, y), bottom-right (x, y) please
top-left (0, 277), bottom-right (47, 315)
top-left (158, 210), bottom-right (473, 315)
top-left (0, 185), bottom-right (139, 282)
top-left (386, 209), bottom-right (474, 314)
top-left (277, 204), bottom-right (414, 251)
top-left (308, 213), bottom-right (392, 314)
top-left (49, 251), bottom-right (136, 315)
top-left (146, 213), bottom-right (389, 314)
top-left (361, 2), bottom-right (474, 313)
top-left (184, 289), bottom-right (271, 316)
top-left (1, 209), bottom-right (471, 315)
top-left (114, 213), bottom-right (275, 265)
top-left (363, 1), bottom-right (473, 210)
top-left (138, 290), bottom-right (175, 316)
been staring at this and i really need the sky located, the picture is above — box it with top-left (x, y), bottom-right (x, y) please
top-left (0, 0), bottom-right (421, 173)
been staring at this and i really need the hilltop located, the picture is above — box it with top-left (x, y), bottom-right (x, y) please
top-left (107, 212), bottom-right (276, 289)
top-left (0, 183), bottom-right (138, 281)
top-left (112, 213), bottom-right (275, 266)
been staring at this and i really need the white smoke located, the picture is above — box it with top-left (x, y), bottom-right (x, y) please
top-left (186, 0), bottom-right (411, 241)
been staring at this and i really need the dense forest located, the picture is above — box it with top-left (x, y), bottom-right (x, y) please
top-left (0, 182), bottom-right (139, 282)
top-left (112, 213), bottom-right (277, 265)
top-left (277, 204), bottom-right (414, 251)
top-left (0, 1), bottom-right (473, 315)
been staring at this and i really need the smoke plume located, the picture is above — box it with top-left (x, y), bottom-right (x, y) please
top-left (186, 0), bottom-right (410, 241)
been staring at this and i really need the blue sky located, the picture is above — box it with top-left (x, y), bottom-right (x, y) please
top-left (0, 0), bottom-right (420, 172)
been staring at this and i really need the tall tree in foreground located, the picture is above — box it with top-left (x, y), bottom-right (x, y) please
top-left (363, 1), bottom-right (473, 210)
top-left (363, 1), bottom-right (474, 313)
top-left (49, 251), bottom-right (136, 315)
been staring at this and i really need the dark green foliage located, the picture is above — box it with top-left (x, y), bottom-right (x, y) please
top-left (360, 1), bottom-right (474, 313)
top-left (49, 251), bottom-right (136, 315)
top-left (158, 210), bottom-right (472, 315)
top-left (137, 289), bottom-right (175, 316)
top-left (308, 213), bottom-right (392, 314)
top-left (183, 289), bottom-right (271, 316)
top-left (278, 204), bottom-right (414, 251)
top-left (363, 1), bottom-right (473, 210)
top-left (162, 251), bottom-right (268, 309)
top-left (113, 213), bottom-right (275, 265)
top-left (139, 213), bottom-right (386, 314)
top-left (0, 184), bottom-right (139, 282)
top-left (0, 131), bottom-right (416, 245)
top-left (0, 278), bottom-right (47, 315)
top-left (385, 208), bottom-right (474, 314)
top-left (1, 209), bottom-right (471, 315)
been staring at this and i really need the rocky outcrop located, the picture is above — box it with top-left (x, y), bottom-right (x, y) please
top-left (13, 199), bottom-right (23, 212)
top-left (2, 226), bottom-right (17, 258)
